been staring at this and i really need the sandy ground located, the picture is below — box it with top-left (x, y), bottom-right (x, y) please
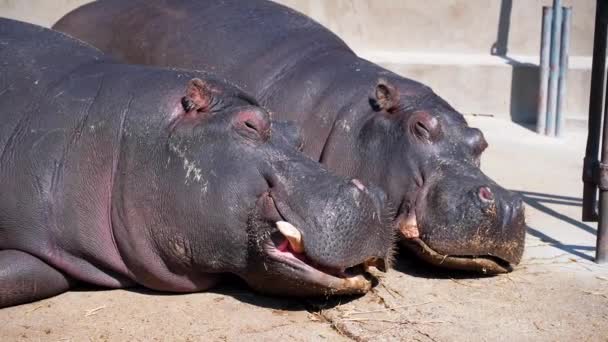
top-left (1, 117), bottom-right (607, 342)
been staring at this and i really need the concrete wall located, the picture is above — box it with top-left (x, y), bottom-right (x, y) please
top-left (0, 0), bottom-right (597, 124)
top-left (0, 0), bottom-right (90, 27)
top-left (275, 0), bottom-right (595, 123)
top-left (277, 0), bottom-right (594, 57)
top-left (1, 0), bottom-right (594, 56)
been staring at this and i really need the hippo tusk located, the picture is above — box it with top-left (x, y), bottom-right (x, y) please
top-left (399, 213), bottom-right (420, 239)
top-left (276, 221), bottom-right (304, 253)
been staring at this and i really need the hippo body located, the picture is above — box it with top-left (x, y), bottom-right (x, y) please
top-left (55, 0), bottom-right (526, 273)
top-left (0, 19), bottom-right (394, 308)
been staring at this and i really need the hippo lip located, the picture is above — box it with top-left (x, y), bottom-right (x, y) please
top-left (263, 230), bottom-right (380, 295)
top-left (400, 237), bottom-right (513, 274)
top-left (397, 185), bottom-right (514, 274)
top-left (260, 193), bottom-right (384, 294)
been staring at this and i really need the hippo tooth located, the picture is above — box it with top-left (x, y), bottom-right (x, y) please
top-left (276, 221), bottom-right (304, 253)
top-left (399, 213), bottom-right (420, 239)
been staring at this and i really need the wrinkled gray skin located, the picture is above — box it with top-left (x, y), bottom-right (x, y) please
top-left (54, 0), bottom-right (526, 274)
top-left (0, 19), bottom-right (395, 308)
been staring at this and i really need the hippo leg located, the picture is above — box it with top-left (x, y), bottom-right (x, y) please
top-left (0, 250), bottom-right (73, 308)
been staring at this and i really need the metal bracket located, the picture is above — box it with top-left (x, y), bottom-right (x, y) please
top-left (599, 162), bottom-right (608, 191)
top-left (583, 157), bottom-right (598, 184)
top-left (584, 157), bottom-right (608, 191)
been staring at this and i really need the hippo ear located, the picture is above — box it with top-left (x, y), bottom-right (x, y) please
top-left (181, 78), bottom-right (213, 113)
top-left (374, 79), bottom-right (400, 112)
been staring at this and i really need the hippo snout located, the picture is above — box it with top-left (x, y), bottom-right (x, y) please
top-left (400, 173), bottom-right (526, 274)
top-left (477, 185), bottom-right (525, 234)
top-left (246, 161), bottom-right (395, 296)
top-left (499, 194), bottom-right (525, 231)
top-left (297, 178), bottom-right (394, 271)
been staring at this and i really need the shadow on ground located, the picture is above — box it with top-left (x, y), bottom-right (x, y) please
top-left (68, 189), bottom-right (598, 311)
top-left (68, 251), bottom-right (501, 312)
top-left (390, 245), bottom-right (499, 280)
top-left (70, 274), bottom-right (364, 312)
top-left (517, 190), bottom-right (596, 261)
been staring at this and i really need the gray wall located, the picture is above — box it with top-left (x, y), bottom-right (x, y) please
top-left (1, 0), bottom-right (594, 57)
top-left (0, 0), bottom-right (596, 123)
top-left (278, 0), bottom-right (594, 57)
top-left (0, 0), bottom-right (91, 27)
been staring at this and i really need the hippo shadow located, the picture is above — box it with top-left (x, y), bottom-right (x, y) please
top-left (207, 275), bottom-right (368, 311)
top-left (70, 275), bottom-right (365, 311)
top-left (391, 246), bottom-right (497, 280)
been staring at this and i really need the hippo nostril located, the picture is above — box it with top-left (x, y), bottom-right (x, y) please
top-left (478, 186), bottom-right (494, 203)
top-left (351, 178), bottom-right (366, 192)
top-left (500, 202), bottom-right (512, 229)
top-left (511, 198), bottom-right (525, 222)
top-left (513, 197), bottom-right (524, 213)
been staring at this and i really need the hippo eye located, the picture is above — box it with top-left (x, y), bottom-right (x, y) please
top-left (409, 112), bottom-right (440, 142)
top-left (232, 109), bottom-right (271, 141)
top-left (236, 119), bottom-right (263, 141)
top-left (415, 121), bottom-right (431, 139)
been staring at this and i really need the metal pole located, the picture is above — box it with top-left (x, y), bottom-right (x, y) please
top-left (537, 7), bottom-right (553, 134)
top-left (546, 0), bottom-right (562, 136)
top-left (583, 0), bottom-right (607, 224)
top-left (555, 7), bottom-right (571, 138)
top-left (598, 91), bottom-right (608, 263)
top-left (594, 1), bottom-right (608, 263)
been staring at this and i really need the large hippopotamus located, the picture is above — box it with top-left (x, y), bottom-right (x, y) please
top-left (0, 19), bottom-right (394, 308)
top-left (54, 0), bottom-right (526, 274)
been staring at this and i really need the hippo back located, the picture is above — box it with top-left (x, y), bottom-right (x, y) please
top-left (54, 0), bottom-right (354, 99)
top-left (0, 18), bottom-right (106, 140)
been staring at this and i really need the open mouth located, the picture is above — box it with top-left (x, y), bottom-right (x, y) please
top-left (400, 237), bottom-right (513, 274)
top-left (257, 190), bottom-right (387, 294)
top-left (263, 221), bottom-right (386, 295)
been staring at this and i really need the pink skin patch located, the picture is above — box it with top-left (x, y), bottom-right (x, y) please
top-left (479, 186), bottom-right (494, 203)
top-left (400, 223), bottom-right (420, 239)
top-left (277, 239), bottom-right (309, 263)
top-left (351, 179), bottom-right (366, 191)
top-left (399, 213), bottom-right (420, 239)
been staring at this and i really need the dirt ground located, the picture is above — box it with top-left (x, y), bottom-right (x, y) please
top-left (1, 254), bottom-right (606, 341)
top-left (1, 118), bottom-right (607, 342)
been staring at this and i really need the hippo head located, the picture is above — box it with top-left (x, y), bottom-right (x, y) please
top-left (115, 77), bottom-right (393, 296)
top-left (322, 77), bottom-right (525, 274)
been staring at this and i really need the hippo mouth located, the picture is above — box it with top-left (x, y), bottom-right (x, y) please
top-left (397, 209), bottom-right (514, 274)
top-left (256, 190), bottom-right (387, 294)
top-left (400, 237), bottom-right (513, 274)
top-left (263, 222), bottom-right (386, 295)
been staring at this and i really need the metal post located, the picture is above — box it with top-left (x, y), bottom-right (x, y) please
top-left (537, 7), bottom-right (553, 134)
top-left (598, 82), bottom-right (608, 263)
top-left (583, 0), bottom-right (607, 224)
top-left (585, 0), bottom-right (608, 263)
top-left (555, 7), bottom-right (571, 138)
top-left (546, 0), bottom-right (562, 136)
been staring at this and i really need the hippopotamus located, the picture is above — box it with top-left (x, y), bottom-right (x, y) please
top-left (54, 0), bottom-right (526, 274)
top-left (0, 19), bottom-right (394, 308)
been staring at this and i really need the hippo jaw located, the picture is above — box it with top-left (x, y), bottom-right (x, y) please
top-left (395, 173), bottom-right (526, 275)
top-left (398, 212), bottom-right (522, 274)
top-left (263, 228), bottom-right (379, 295)
top-left (400, 237), bottom-right (514, 274)
top-left (250, 190), bottom-right (389, 296)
